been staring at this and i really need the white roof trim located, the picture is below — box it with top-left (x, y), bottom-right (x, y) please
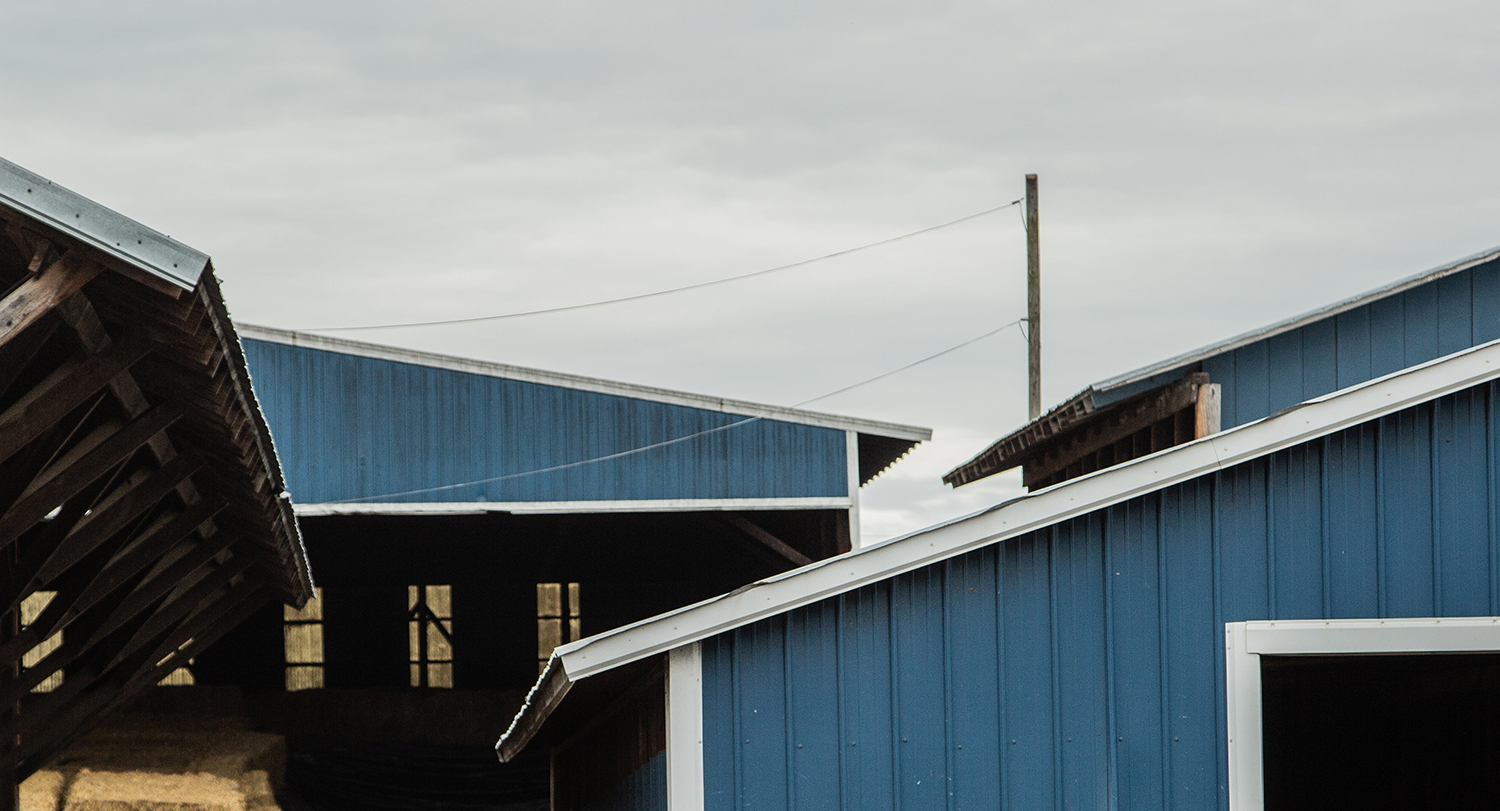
top-left (236, 324), bottom-right (931, 442)
top-left (296, 497), bottom-right (852, 517)
top-left (551, 335), bottom-right (1500, 681)
top-left (1093, 245), bottom-right (1500, 394)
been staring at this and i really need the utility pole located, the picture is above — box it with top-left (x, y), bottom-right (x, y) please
top-left (1026, 174), bottom-right (1041, 421)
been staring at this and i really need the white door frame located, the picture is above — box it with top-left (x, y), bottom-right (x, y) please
top-left (1226, 617), bottom-right (1500, 811)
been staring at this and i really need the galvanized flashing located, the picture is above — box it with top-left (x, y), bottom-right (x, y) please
top-left (1092, 244), bottom-right (1500, 395)
top-left (296, 497), bottom-right (852, 517)
top-left (236, 324), bottom-right (932, 443)
top-left (0, 156), bottom-right (208, 289)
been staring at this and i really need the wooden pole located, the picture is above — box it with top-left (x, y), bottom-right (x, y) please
top-left (1026, 174), bottom-right (1041, 421)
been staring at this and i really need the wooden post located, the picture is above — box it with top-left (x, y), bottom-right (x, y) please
top-left (1025, 174), bottom-right (1041, 421)
top-left (0, 543), bottom-right (18, 811)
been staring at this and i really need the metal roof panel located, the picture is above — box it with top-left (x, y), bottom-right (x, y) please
top-left (0, 156), bottom-right (207, 289)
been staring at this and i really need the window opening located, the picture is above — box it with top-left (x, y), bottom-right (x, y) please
top-left (537, 582), bottom-right (581, 673)
top-left (20, 591), bottom-right (62, 693)
top-left (409, 585), bottom-right (453, 688)
top-left (285, 587), bottom-right (324, 691)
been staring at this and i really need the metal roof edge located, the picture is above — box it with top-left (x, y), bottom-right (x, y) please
top-left (1093, 244), bottom-right (1500, 394)
top-left (295, 497), bottom-right (853, 516)
top-left (540, 334), bottom-right (1500, 686)
top-left (0, 156), bottom-right (208, 289)
top-left (235, 323), bottom-right (932, 442)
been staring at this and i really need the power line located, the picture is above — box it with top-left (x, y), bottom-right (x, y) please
top-left (296, 202), bottom-right (1021, 332)
top-left (324, 320), bottom-right (1021, 504)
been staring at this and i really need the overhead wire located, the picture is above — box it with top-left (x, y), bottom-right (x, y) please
top-left (325, 319), bottom-right (1024, 504)
top-left (296, 201), bottom-right (1021, 332)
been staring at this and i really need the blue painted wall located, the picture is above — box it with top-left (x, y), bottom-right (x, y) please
top-left (1103, 257), bottom-right (1500, 430)
top-left (241, 340), bottom-right (848, 504)
top-left (581, 752), bottom-right (666, 811)
top-left (702, 380), bottom-right (1500, 811)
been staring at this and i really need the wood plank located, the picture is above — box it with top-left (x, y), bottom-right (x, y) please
top-left (0, 253), bottom-right (97, 350)
top-left (1022, 373), bottom-right (1207, 488)
top-left (1195, 383), bottom-right (1222, 438)
top-left (0, 332), bottom-right (148, 467)
top-left (0, 402), bottom-right (184, 549)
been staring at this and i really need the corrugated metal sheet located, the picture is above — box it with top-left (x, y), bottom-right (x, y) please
top-left (1101, 256), bottom-right (1500, 427)
top-left (242, 338), bottom-right (848, 504)
top-left (701, 380), bottom-right (1500, 811)
top-left (0, 156), bottom-right (208, 287)
top-left (580, 751), bottom-right (666, 811)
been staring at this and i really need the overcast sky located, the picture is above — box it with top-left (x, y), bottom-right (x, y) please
top-left (5, 1), bottom-right (1498, 541)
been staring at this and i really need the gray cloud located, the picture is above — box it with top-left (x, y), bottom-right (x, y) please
top-left (2, 0), bottom-right (1497, 539)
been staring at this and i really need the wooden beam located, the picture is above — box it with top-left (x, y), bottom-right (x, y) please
top-left (0, 315), bottom-right (56, 403)
top-left (0, 501), bottom-right (223, 672)
top-left (29, 453), bottom-right (203, 589)
top-left (0, 401), bottom-right (185, 549)
top-left (721, 513), bottom-right (812, 567)
top-left (0, 253), bottom-right (97, 350)
top-left (1195, 383), bottom-right (1222, 438)
top-left (56, 294), bottom-right (207, 516)
top-left (1022, 374), bottom-right (1207, 488)
top-left (0, 332), bottom-right (148, 467)
top-left (9, 589), bottom-right (271, 777)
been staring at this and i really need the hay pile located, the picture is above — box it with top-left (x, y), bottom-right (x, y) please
top-left (28, 715), bottom-right (287, 811)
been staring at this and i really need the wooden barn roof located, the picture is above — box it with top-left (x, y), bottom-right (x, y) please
top-left (0, 157), bottom-right (310, 784)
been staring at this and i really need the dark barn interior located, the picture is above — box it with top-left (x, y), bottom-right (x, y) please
top-left (1261, 652), bottom-right (1500, 811)
top-left (189, 508), bottom-right (844, 810)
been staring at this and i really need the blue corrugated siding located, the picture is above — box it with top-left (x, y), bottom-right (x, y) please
top-left (241, 340), bottom-right (847, 503)
top-left (702, 380), bottom-right (1500, 811)
top-left (1194, 258), bottom-right (1500, 429)
top-left (581, 751), bottom-right (666, 811)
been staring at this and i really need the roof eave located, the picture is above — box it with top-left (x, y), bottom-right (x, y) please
top-left (236, 323), bottom-right (932, 443)
top-left (542, 333), bottom-right (1500, 688)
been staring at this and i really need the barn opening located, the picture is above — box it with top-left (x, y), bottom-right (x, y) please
top-left (1260, 652), bottom-right (1500, 810)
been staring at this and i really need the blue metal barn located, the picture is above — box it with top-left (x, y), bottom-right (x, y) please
top-left (237, 325), bottom-right (928, 515)
top-left (501, 246), bottom-right (1500, 811)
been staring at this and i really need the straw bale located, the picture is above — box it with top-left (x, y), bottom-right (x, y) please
top-left (63, 769), bottom-right (245, 811)
top-left (234, 772), bottom-right (277, 811)
top-left (20, 770), bottom-right (65, 811)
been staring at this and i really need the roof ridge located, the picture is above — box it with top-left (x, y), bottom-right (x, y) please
top-left (236, 323), bottom-right (932, 441)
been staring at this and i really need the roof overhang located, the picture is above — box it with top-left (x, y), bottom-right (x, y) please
top-left (497, 331), bottom-right (1500, 756)
top-left (0, 161), bottom-right (311, 780)
top-left (235, 325), bottom-right (932, 445)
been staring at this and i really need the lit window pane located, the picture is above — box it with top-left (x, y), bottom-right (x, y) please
top-left (428, 627), bottom-right (452, 662)
top-left (567, 583), bottom-right (580, 617)
top-left (427, 663), bottom-right (453, 689)
top-left (538, 618), bottom-right (562, 659)
top-left (536, 583), bottom-right (560, 617)
top-left (409, 620), bottom-right (420, 661)
top-left (286, 666), bottom-right (324, 691)
top-left (159, 667), bottom-right (194, 687)
top-left (569, 618), bottom-right (582, 643)
top-left (410, 663), bottom-right (421, 687)
top-left (21, 591), bottom-right (55, 626)
top-left (426, 585), bottom-right (452, 619)
top-left (285, 624), bottom-right (324, 664)
top-left (408, 585), bottom-right (420, 611)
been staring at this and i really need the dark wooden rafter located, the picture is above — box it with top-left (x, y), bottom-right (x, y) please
top-left (1022, 373), bottom-right (1210, 489)
top-left (716, 513), bottom-right (813, 567)
top-left (0, 174), bottom-right (309, 799)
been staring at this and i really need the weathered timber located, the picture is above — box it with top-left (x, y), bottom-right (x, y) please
top-left (0, 253), bottom-right (97, 349)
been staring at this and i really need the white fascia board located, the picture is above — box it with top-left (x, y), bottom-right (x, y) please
top-left (1093, 245), bottom-right (1500, 394)
top-left (295, 497), bottom-right (852, 517)
top-left (1243, 616), bottom-right (1500, 655)
top-left (555, 336), bottom-right (1500, 681)
top-left (235, 324), bottom-right (931, 442)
